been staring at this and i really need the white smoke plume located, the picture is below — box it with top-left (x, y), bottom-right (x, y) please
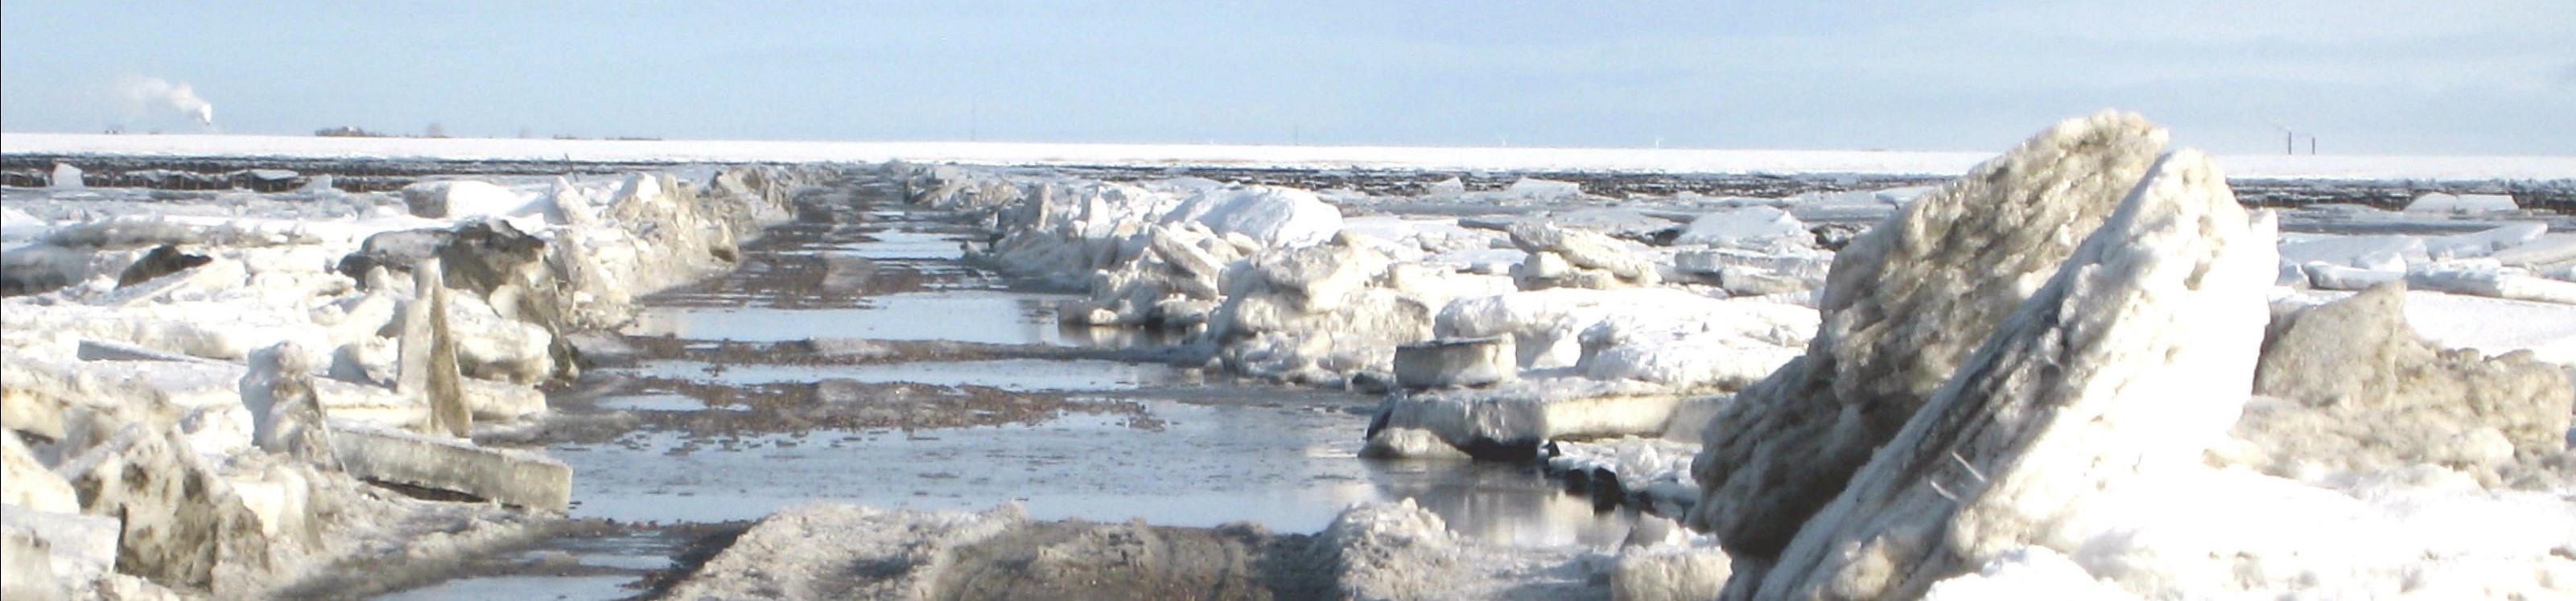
top-left (118, 76), bottom-right (216, 126)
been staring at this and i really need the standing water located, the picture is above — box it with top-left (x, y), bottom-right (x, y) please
top-left (372, 170), bottom-right (1638, 599)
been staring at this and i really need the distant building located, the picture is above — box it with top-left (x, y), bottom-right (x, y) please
top-left (315, 126), bottom-right (391, 138)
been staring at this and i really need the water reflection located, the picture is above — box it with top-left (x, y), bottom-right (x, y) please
top-left (616, 358), bottom-right (1181, 392)
top-left (1362, 459), bottom-right (1639, 548)
top-left (626, 290), bottom-right (1078, 346)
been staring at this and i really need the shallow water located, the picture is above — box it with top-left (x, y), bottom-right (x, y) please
top-left (625, 289), bottom-right (1082, 346)
top-left (610, 357), bottom-right (1183, 392)
top-left (826, 228), bottom-right (971, 261)
top-left (554, 395), bottom-right (1638, 545)
top-left (377, 175), bottom-right (1638, 598)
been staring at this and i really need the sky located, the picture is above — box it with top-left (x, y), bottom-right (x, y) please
top-left (2, 1), bottom-right (2570, 155)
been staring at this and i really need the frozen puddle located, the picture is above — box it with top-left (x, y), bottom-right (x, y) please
top-left (554, 397), bottom-right (1641, 546)
top-left (613, 358), bottom-right (1181, 392)
top-left (625, 289), bottom-right (1082, 346)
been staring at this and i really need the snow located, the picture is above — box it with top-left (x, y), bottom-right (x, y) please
top-left (1755, 147), bottom-right (2281, 599)
top-left (2056, 467), bottom-right (2576, 599)
top-left (1572, 298), bottom-right (1817, 389)
top-left (1435, 288), bottom-right (1810, 373)
top-left (2495, 233), bottom-right (2576, 267)
top-left (14, 133), bottom-right (2575, 180)
top-left (1157, 183), bottom-right (1343, 248)
top-left (2400, 290), bottom-right (2576, 365)
top-left (1920, 547), bottom-right (2141, 601)
top-left (398, 179), bottom-right (535, 220)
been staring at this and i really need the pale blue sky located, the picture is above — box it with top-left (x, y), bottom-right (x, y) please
top-left (4, 1), bottom-right (2570, 154)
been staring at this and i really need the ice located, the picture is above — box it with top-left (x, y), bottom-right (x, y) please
top-left (50, 163), bottom-right (84, 188)
top-left (1437, 287), bottom-right (1805, 371)
top-left (399, 180), bottom-right (536, 219)
top-left (2299, 262), bottom-right (2405, 290)
top-left (57, 424), bottom-right (282, 597)
top-left (1506, 221), bottom-right (1659, 290)
top-left (1754, 148), bottom-right (2277, 599)
top-left (2404, 191), bottom-right (2520, 215)
top-left (1674, 206), bottom-right (1808, 248)
top-left (1391, 336), bottom-right (1517, 389)
top-left (1609, 542), bottom-right (1733, 601)
top-left (2407, 266), bottom-right (2576, 304)
top-left (2277, 234), bottom-right (2428, 270)
top-left (1692, 111), bottom-right (2170, 562)
top-left (1545, 436), bottom-right (1703, 513)
top-left (2426, 222), bottom-right (2547, 260)
top-left (2, 505), bottom-right (119, 599)
top-left (2243, 282), bottom-right (2573, 489)
top-left (2397, 290), bottom-right (2576, 365)
top-left (2, 431), bottom-right (79, 512)
top-left (2494, 233), bottom-right (2576, 270)
top-left (1482, 177), bottom-right (1589, 203)
top-left (0, 163), bottom-right (817, 599)
top-left (6, 117), bottom-right (2570, 598)
top-left (1363, 377), bottom-right (1691, 460)
top-left (1158, 183), bottom-right (1343, 248)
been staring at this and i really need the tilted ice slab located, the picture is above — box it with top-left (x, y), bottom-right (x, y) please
top-left (1750, 149), bottom-right (2279, 599)
top-left (1691, 111), bottom-right (2170, 560)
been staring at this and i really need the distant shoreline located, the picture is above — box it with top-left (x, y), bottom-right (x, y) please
top-left (6, 133), bottom-right (2574, 182)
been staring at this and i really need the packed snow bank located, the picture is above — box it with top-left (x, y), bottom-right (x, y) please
top-left (1690, 111), bottom-right (2170, 560)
